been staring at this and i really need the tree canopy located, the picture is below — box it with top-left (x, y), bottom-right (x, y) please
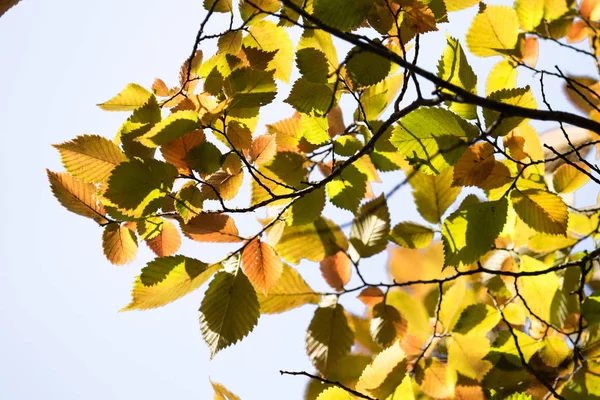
top-left (48, 0), bottom-right (600, 398)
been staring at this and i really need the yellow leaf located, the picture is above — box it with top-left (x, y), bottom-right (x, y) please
top-left (97, 83), bottom-right (152, 111)
top-left (320, 251), bottom-right (351, 291)
top-left (203, 169), bottom-right (245, 201)
top-left (389, 222), bottom-right (434, 249)
top-left (180, 214), bottom-right (243, 243)
top-left (444, 0), bottom-right (480, 12)
top-left (447, 334), bottom-right (493, 381)
top-left (409, 168), bottom-right (460, 224)
top-left (315, 387), bottom-right (354, 400)
top-left (242, 239), bottom-right (283, 293)
top-left (539, 336), bottom-right (571, 368)
top-left (486, 59), bottom-right (517, 96)
top-left (146, 219), bottom-right (181, 257)
top-left (257, 263), bottom-right (320, 314)
top-left (356, 340), bottom-right (407, 399)
top-left (243, 20), bottom-right (293, 82)
top-left (518, 255), bottom-right (560, 321)
top-left (54, 134), bottom-right (127, 184)
top-left (415, 358), bottom-right (456, 399)
top-left (466, 6), bottom-right (519, 57)
top-left (552, 162), bottom-right (591, 193)
top-left (123, 256), bottom-right (220, 311)
top-left (47, 170), bottom-right (108, 224)
top-left (439, 279), bottom-right (476, 332)
top-left (511, 189), bottom-right (568, 235)
top-left (249, 134), bottom-right (277, 165)
top-left (102, 224), bottom-right (138, 266)
top-left (211, 381), bottom-right (240, 400)
top-left (514, 0), bottom-right (543, 31)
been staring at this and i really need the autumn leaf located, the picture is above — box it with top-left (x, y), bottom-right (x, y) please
top-left (241, 238), bottom-right (283, 293)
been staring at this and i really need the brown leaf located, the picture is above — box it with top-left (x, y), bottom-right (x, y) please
top-left (242, 238), bottom-right (283, 293)
top-left (327, 105), bottom-right (345, 138)
top-left (357, 287), bottom-right (385, 307)
top-left (180, 214), bottom-right (243, 243)
top-left (249, 134), bottom-right (277, 165)
top-left (102, 224), bottom-right (138, 266)
top-left (160, 129), bottom-right (205, 173)
top-left (452, 142), bottom-right (496, 187)
top-left (151, 78), bottom-right (170, 97)
top-left (320, 251), bottom-right (351, 291)
top-left (146, 219), bottom-right (181, 257)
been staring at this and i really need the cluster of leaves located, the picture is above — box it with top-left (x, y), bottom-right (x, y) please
top-left (48, 0), bottom-right (600, 398)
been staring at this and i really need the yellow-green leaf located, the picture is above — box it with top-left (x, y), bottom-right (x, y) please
top-left (257, 263), bottom-right (320, 314)
top-left (517, 255), bottom-right (560, 322)
top-left (313, 0), bottom-right (372, 31)
top-left (515, 0), bottom-right (543, 31)
top-left (552, 162), bottom-right (591, 194)
top-left (102, 224), bottom-right (138, 266)
top-left (47, 170), bottom-right (108, 224)
top-left (447, 334), bottom-right (492, 381)
top-left (511, 189), bottom-right (568, 235)
top-left (444, 0), bottom-right (480, 12)
top-left (54, 134), bottom-right (126, 184)
top-left (123, 256), bottom-right (220, 311)
top-left (486, 59), bottom-right (517, 96)
top-left (203, 0), bottom-right (232, 13)
top-left (98, 83), bottom-right (152, 111)
top-left (174, 182), bottom-right (203, 224)
top-left (356, 340), bottom-right (408, 400)
top-left (350, 195), bottom-right (391, 257)
top-left (243, 20), bottom-right (293, 82)
top-left (483, 87), bottom-right (537, 137)
top-left (409, 168), bottom-right (460, 224)
top-left (136, 110), bottom-right (200, 148)
top-left (326, 164), bottom-right (367, 212)
top-left (539, 336), bottom-right (571, 368)
top-left (466, 6), bottom-right (519, 57)
top-left (390, 222), bottom-right (434, 249)
top-left (346, 47), bottom-right (391, 87)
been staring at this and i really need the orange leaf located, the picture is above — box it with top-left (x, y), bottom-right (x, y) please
top-left (416, 358), bottom-right (456, 399)
top-left (146, 219), bottom-right (182, 257)
top-left (249, 134), bottom-right (277, 165)
top-left (180, 214), bottom-right (243, 243)
top-left (453, 142), bottom-right (496, 187)
top-left (581, 0), bottom-right (600, 19)
top-left (503, 131), bottom-right (529, 161)
top-left (357, 287), bottom-right (385, 307)
top-left (102, 224), bottom-right (138, 265)
top-left (567, 20), bottom-right (590, 43)
top-left (522, 36), bottom-right (539, 68)
top-left (242, 238), bottom-right (283, 293)
top-left (320, 251), bottom-right (351, 291)
top-left (152, 78), bottom-right (170, 97)
top-left (160, 129), bottom-right (205, 173)
top-left (327, 105), bottom-right (345, 138)
top-left (476, 162), bottom-right (513, 190)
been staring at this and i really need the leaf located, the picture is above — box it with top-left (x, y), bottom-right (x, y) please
top-left (442, 198), bottom-right (508, 268)
top-left (466, 6), bottom-right (519, 57)
top-left (203, 0), bottom-right (232, 13)
top-left (517, 255), bottom-right (560, 322)
top-left (97, 83), bottom-right (152, 111)
top-left (117, 96), bottom-right (162, 159)
top-left (356, 341), bottom-right (408, 399)
top-left (386, 289), bottom-right (431, 341)
top-left (160, 129), bottom-right (206, 173)
top-left (136, 110), bottom-right (200, 148)
top-left (47, 170), bottom-right (107, 224)
top-left (370, 303), bottom-right (407, 347)
top-left (104, 159), bottom-right (178, 218)
top-left (346, 47), bottom-right (391, 87)
top-left (390, 222), bottom-right (434, 249)
top-left (288, 187), bottom-right (326, 226)
top-left (539, 336), bottom-right (571, 368)
top-left (301, 115), bottom-right (330, 145)
top-left (211, 381), bottom-right (240, 400)
top-left (180, 214), bottom-right (243, 243)
top-left (224, 67), bottom-right (277, 111)
top-left (276, 217), bottom-right (348, 264)
top-left (123, 256), bottom-right (220, 311)
top-left (306, 298), bottom-right (354, 375)
top-left (185, 142), bottom-right (223, 175)
top-left (320, 251), bottom-right (351, 291)
top-left (243, 20), bottom-right (293, 82)
top-left (444, 0), bottom-right (479, 12)
top-left (447, 334), bottom-right (492, 381)
top-left (361, 74), bottom-right (404, 121)
top-left (296, 48), bottom-right (329, 83)
top-left (54, 134), bottom-right (126, 184)
top-left (357, 287), bottom-right (385, 307)
top-left (146, 219), bottom-right (181, 257)
top-left (203, 169), bottom-right (244, 201)
top-left (486, 59), bottom-right (517, 96)
top-left (452, 142), bottom-right (496, 187)
top-left (249, 134), bottom-right (277, 165)
top-left (439, 279), bottom-right (476, 331)
top-left (409, 168), bottom-right (460, 224)
top-left (257, 263), bottom-right (320, 314)
top-left (515, 0), bottom-right (543, 31)
top-left (174, 182), bottom-right (203, 223)
top-left (315, 387), bottom-right (354, 400)
top-left (285, 78), bottom-right (334, 116)
top-left (552, 162), bottom-right (591, 194)
top-left (453, 304), bottom-right (500, 336)
top-left (241, 239), bottom-right (283, 294)
top-left (350, 195), bottom-right (391, 257)
top-left (483, 87), bottom-right (537, 137)
top-left (102, 224), bottom-right (138, 266)
top-left (391, 107), bottom-right (478, 175)
top-left (415, 358), bottom-right (456, 399)
top-left (583, 291), bottom-right (600, 325)
top-left (326, 164), bottom-right (367, 212)
top-left (312, 0), bottom-right (372, 31)
top-left (199, 265), bottom-right (260, 358)
top-left (511, 189), bottom-right (568, 235)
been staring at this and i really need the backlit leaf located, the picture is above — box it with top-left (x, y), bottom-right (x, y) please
top-left (136, 110), bottom-right (200, 148)
top-left (483, 87), bottom-right (537, 137)
top-left (97, 83), bottom-right (152, 111)
top-left (486, 59), bottom-right (517, 96)
top-left (146, 219), bottom-right (181, 257)
top-left (370, 303), bottom-right (407, 347)
top-left (552, 162), bottom-right (591, 193)
top-left (415, 358), bottom-right (456, 399)
top-left (515, 0), bottom-right (543, 31)
top-left (123, 256), bottom-right (220, 311)
top-left (313, 0), bottom-right (372, 31)
top-left (357, 287), bottom-right (385, 307)
top-left (315, 387), bottom-right (353, 400)
top-left (390, 222), bottom-right (434, 249)
top-left (242, 238), bottom-right (283, 293)
top-left (320, 251), bottom-right (351, 291)
top-left (346, 47), bottom-right (391, 87)
top-left (102, 224), bottom-right (138, 266)
top-left (211, 381), bottom-right (240, 400)
top-left (285, 78), bottom-right (334, 116)
top-left (249, 134), bottom-right (277, 165)
top-left (517, 255), bottom-right (560, 322)
top-left (47, 170), bottom-right (107, 224)
top-left (444, 0), bottom-right (480, 12)
top-left (224, 67), bottom-right (277, 111)
top-left (511, 189), bottom-right (568, 235)
top-left (160, 129), bottom-right (206, 173)
top-left (452, 142), bottom-right (496, 187)
top-left (257, 263), bottom-right (320, 314)
top-left (288, 187), bottom-right (326, 226)
top-left (350, 195), bottom-right (391, 257)
top-left (203, 0), bottom-right (232, 13)
top-left (243, 20), bottom-right (293, 82)
top-left (466, 6), bottom-right (519, 57)
top-left (54, 134), bottom-right (126, 184)
top-left (356, 340), bottom-right (408, 399)
top-left (447, 334), bottom-right (492, 381)
top-left (326, 164), bottom-right (367, 212)
top-left (174, 182), bottom-right (203, 224)
top-left (539, 336), bottom-right (571, 368)
top-left (409, 168), bottom-right (460, 224)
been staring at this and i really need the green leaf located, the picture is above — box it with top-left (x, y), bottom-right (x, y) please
top-left (301, 114), bottom-right (330, 145)
top-left (276, 217), bottom-right (348, 264)
top-left (97, 83), bottom-right (153, 111)
top-left (257, 263), bottom-right (320, 314)
top-left (224, 67), bottom-right (277, 110)
top-left (346, 47), bottom-right (391, 87)
top-left (326, 164), bottom-right (367, 212)
top-left (360, 74), bottom-right (404, 121)
top-left (350, 195), bottom-right (391, 257)
top-left (136, 110), bottom-right (200, 148)
top-left (174, 182), bottom-right (203, 223)
top-left (370, 303), bottom-right (406, 347)
top-left (409, 168), bottom-right (460, 224)
top-left (333, 136), bottom-right (362, 156)
top-left (203, 0), bottom-right (232, 13)
top-left (483, 87), bottom-right (537, 137)
top-left (47, 170), bottom-right (108, 224)
top-left (466, 5), bottom-right (519, 57)
top-left (389, 222), bottom-right (434, 249)
top-left (514, 0), bottom-right (543, 31)
top-left (54, 134), bottom-right (126, 184)
top-left (453, 304), bottom-right (500, 336)
top-left (199, 263), bottom-right (260, 358)
top-left (296, 48), bottom-right (329, 83)
top-left (104, 159), bottom-right (178, 218)
top-left (117, 96), bottom-right (162, 159)
top-left (518, 255), bottom-right (560, 322)
top-left (391, 107), bottom-right (478, 175)
top-left (243, 20), bottom-right (293, 82)
top-left (511, 189), bottom-right (568, 235)
top-left (123, 256), bottom-right (221, 311)
top-left (437, 36), bottom-right (477, 119)
top-left (583, 290), bottom-right (600, 325)
top-left (313, 0), bottom-right (372, 31)
top-left (288, 187), bottom-right (326, 226)
top-left (306, 297), bottom-right (354, 375)
top-left (442, 197), bottom-right (508, 268)
top-left (285, 78), bottom-right (334, 116)
top-left (185, 142), bottom-right (223, 175)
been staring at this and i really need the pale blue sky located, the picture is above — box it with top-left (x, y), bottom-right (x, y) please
top-left (0, 1), bottom-right (597, 399)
